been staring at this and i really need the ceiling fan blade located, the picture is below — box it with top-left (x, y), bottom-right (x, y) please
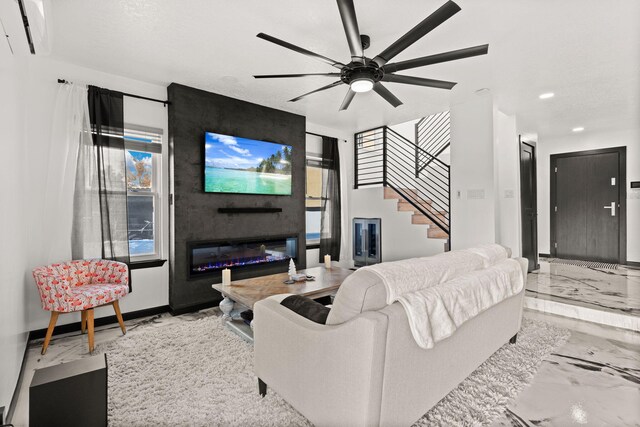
top-left (289, 81), bottom-right (344, 102)
top-left (373, 83), bottom-right (402, 108)
top-left (257, 33), bottom-right (346, 69)
top-left (336, 0), bottom-right (364, 62)
top-left (339, 89), bottom-right (356, 111)
top-left (372, 1), bottom-right (461, 67)
top-left (383, 44), bottom-right (489, 73)
top-left (382, 74), bottom-right (457, 90)
top-left (254, 73), bottom-right (341, 79)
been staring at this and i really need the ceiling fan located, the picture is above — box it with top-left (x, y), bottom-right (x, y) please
top-left (254, 0), bottom-right (488, 111)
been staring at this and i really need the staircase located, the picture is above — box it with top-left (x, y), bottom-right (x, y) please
top-left (354, 115), bottom-right (451, 245)
top-left (383, 187), bottom-right (449, 239)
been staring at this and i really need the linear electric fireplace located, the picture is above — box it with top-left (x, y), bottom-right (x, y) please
top-left (188, 236), bottom-right (298, 278)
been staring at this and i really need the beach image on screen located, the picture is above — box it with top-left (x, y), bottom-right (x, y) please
top-left (204, 132), bottom-right (292, 195)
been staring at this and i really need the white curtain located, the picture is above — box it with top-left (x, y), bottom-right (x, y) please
top-left (338, 140), bottom-right (351, 265)
top-left (40, 83), bottom-right (94, 262)
top-left (69, 86), bottom-right (102, 260)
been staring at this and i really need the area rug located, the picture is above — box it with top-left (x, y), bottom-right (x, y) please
top-left (97, 315), bottom-right (570, 426)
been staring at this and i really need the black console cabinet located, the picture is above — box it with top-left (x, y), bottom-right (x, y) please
top-left (30, 355), bottom-right (107, 427)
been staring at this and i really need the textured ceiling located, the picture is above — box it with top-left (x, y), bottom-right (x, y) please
top-left (48, 0), bottom-right (640, 137)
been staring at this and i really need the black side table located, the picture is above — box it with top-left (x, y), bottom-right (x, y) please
top-left (30, 354), bottom-right (107, 427)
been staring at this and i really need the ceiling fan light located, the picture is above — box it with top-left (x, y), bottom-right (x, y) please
top-left (350, 78), bottom-right (374, 93)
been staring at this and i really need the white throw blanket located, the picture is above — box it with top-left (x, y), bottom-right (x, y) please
top-left (362, 244), bottom-right (509, 304)
top-left (397, 258), bottom-right (524, 349)
top-left (461, 244), bottom-right (511, 268)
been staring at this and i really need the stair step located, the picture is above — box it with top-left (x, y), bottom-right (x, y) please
top-left (399, 201), bottom-right (445, 218)
top-left (411, 214), bottom-right (434, 225)
top-left (383, 187), bottom-right (401, 199)
top-left (427, 228), bottom-right (449, 239)
top-left (397, 200), bottom-right (433, 211)
top-left (382, 186), bottom-right (449, 241)
top-left (413, 214), bottom-right (448, 229)
top-left (398, 202), bottom-right (418, 212)
top-left (384, 187), bottom-right (418, 200)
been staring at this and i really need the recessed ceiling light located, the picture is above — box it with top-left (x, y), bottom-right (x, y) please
top-left (572, 127), bottom-right (585, 132)
top-left (539, 92), bottom-right (554, 99)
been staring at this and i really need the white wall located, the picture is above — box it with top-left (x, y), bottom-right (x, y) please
top-left (0, 55), bottom-right (30, 414)
top-left (494, 109), bottom-right (522, 257)
top-left (450, 93), bottom-right (496, 249)
top-left (350, 187), bottom-right (446, 262)
top-left (389, 118), bottom-right (419, 142)
top-left (19, 56), bottom-right (169, 331)
top-left (537, 128), bottom-right (640, 262)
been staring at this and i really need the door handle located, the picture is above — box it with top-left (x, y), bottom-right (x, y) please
top-left (603, 202), bottom-right (616, 217)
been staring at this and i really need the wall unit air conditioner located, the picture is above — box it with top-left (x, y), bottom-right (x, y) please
top-left (0, 0), bottom-right (51, 55)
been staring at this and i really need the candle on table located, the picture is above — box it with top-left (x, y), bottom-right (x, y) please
top-left (324, 254), bottom-right (331, 269)
top-left (222, 268), bottom-right (231, 285)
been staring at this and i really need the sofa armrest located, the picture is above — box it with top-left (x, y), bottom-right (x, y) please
top-left (514, 257), bottom-right (529, 283)
top-left (253, 294), bottom-right (388, 427)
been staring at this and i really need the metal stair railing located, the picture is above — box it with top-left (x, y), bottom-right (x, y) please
top-left (354, 126), bottom-right (450, 234)
top-left (415, 110), bottom-right (450, 173)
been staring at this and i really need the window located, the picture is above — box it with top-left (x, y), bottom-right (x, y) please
top-left (124, 125), bottom-right (163, 260)
top-left (305, 154), bottom-right (324, 248)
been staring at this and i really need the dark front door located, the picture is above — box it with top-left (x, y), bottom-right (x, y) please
top-left (520, 139), bottom-right (538, 272)
top-left (552, 148), bottom-right (626, 263)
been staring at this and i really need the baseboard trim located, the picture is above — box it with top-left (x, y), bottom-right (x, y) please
top-left (624, 261), bottom-right (640, 268)
top-left (6, 333), bottom-right (30, 424)
top-left (169, 299), bottom-right (222, 316)
top-left (538, 253), bottom-right (551, 258)
top-left (28, 305), bottom-right (170, 341)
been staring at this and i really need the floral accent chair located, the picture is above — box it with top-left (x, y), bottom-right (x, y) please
top-left (33, 259), bottom-right (129, 354)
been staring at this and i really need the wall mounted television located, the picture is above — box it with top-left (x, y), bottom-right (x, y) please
top-left (204, 131), bottom-right (292, 195)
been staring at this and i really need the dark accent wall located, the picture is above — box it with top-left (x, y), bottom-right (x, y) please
top-left (168, 83), bottom-right (306, 312)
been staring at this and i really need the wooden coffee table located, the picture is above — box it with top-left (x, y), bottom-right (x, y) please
top-left (211, 266), bottom-right (352, 342)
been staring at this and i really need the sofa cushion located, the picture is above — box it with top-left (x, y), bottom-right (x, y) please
top-left (326, 270), bottom-right (387, 325)
top-left (281, 295), bottom-right (331, 324)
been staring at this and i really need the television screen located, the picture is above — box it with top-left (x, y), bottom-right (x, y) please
top-left (204, 132), bottom-right (292, 195)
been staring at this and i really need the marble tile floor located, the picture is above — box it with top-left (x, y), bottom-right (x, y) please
top-left (10, 307), bottom-right (220, 427)
top-left (490, 310), bottom-right (640, 427)
top-left (525, 261), bottom-right (640, 331)
top-left (10, 306), bottom-right (640, 426)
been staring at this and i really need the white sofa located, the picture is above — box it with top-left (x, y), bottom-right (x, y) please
top-left (254, 253), bottom-right (527, 427)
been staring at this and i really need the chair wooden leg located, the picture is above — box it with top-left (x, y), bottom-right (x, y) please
top-left (41, 312), bottom-right (60, 355)
top-left (81, 310), bottom-right (87, 334)
top-left (87, 308), bottom-right (95, 354)
top-left (112, 301), bottom-right (126, 335)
